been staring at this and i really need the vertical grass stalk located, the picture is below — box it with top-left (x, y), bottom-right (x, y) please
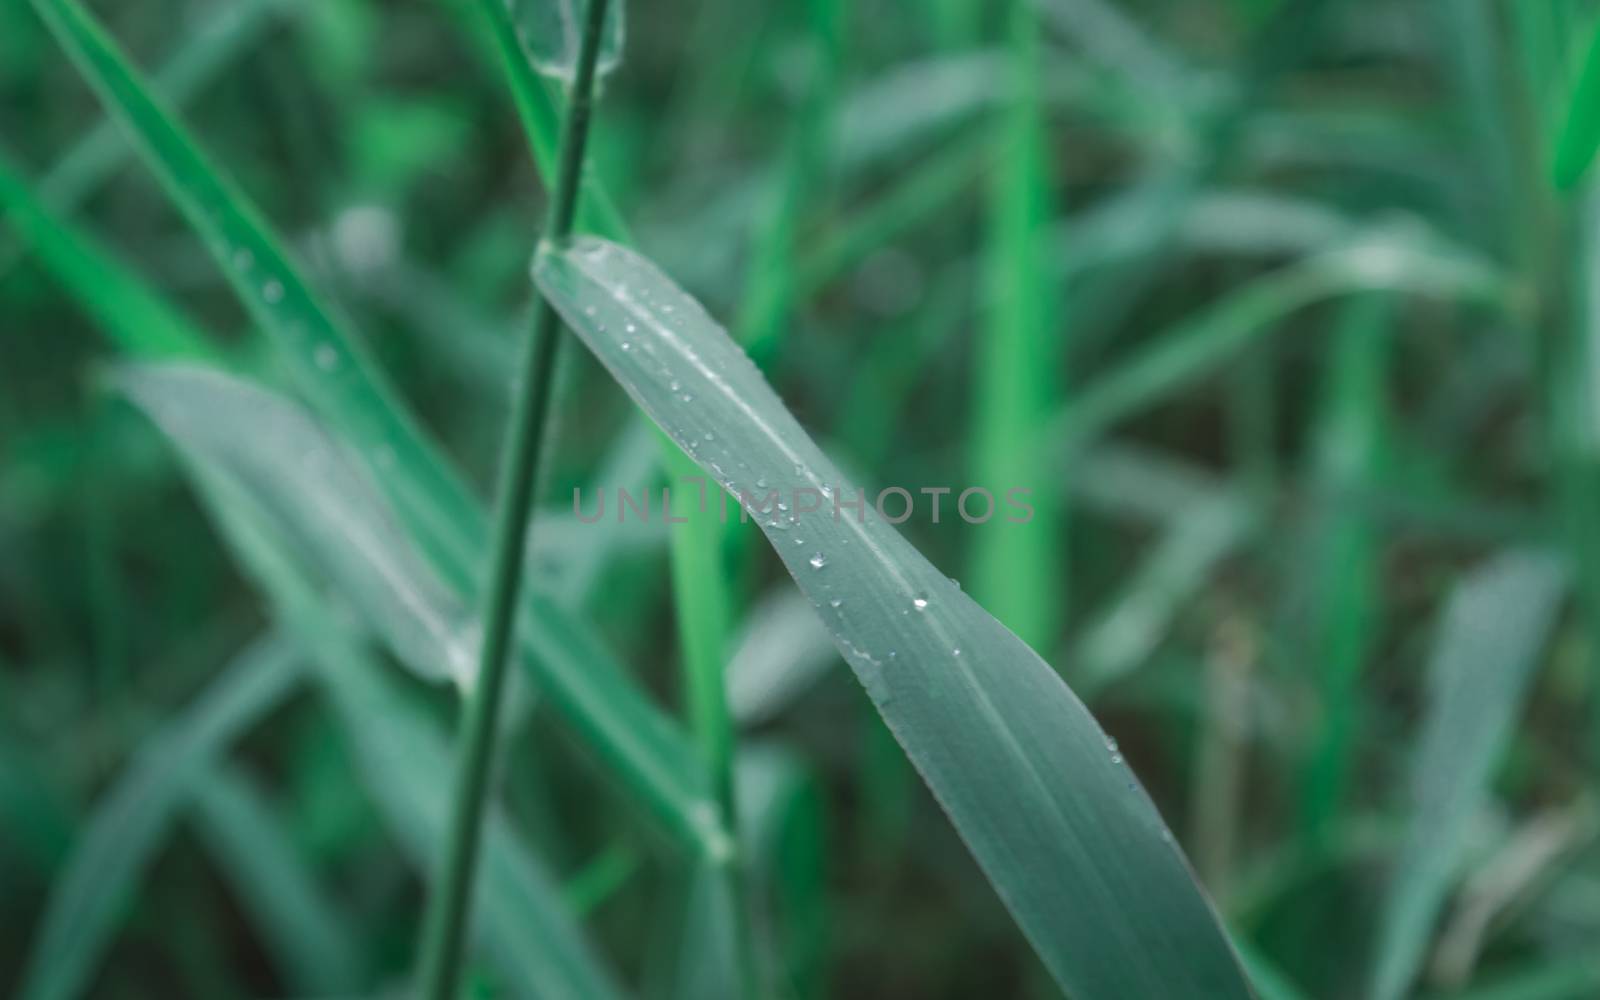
top-left (414, 1), bottom-right (612, 996)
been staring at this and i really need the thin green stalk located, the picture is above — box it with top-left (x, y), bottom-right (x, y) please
top-left (414, 2), bottom-right (612, 996)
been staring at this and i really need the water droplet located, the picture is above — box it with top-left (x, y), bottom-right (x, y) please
top-left (951, 647), bottom-right (961, 657)
top-left (314, 344), bottom-right (339, 371)
top-left (669, 379), bottom-right (682, 392)
top-left (829, 598), bottom-right (842, 608)
top-left (262, 279), bottom-right (284, 303)
top-left (1111, 754), bottom-right (1123, 764)
top-left (233, 248), bottom-right (254, 271)
top-left (625, 322), bottom-right (637, 333)
top-left (1104, 735), bottom-right (1119, 753)
top-left (703, 431), bottom-right (715, 441)
top-left (808, 552), bottom-right (827, 569)
top-left (793, 461), bottom-right (806, 476)
top-left (620, 341), bottom-right (633, 351)
top-left (912, 594), bottom-right (929, 611)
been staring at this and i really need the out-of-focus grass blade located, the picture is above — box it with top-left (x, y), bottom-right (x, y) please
top-left (504, 0), bottom-right (624, 84)
top-left (1300, 296), bottom-right (1388, 840)
top-left (119, 364), bottom-right (478, 690)
top-left (1370, 552), bottom-right (1568, 1000)
top-left (534, 237), bottom-right (1253, 998)
top-left (189, 763), bottom-right (364, 995)
top-left (1552, 17), bottom-right (1600, 190)
top-left (34, 0), bottom-right (291, 213)
top-left (970, 2), bottom-right (1062, 650)
top-left (1074, 492), bottom-right (1255, 696)
top-left (16, 0), bottom-right (716, 851)
top-left (0, 0), bottom-right (291, 276)
top-left (184, 468), bottom-right (627, 1000)
top-left (0, 153), bottom-right (217, 362)
top-left (18, 634), bottom-right (302, 1000)
top-left (737, 744), bottom-right (828, 999)
top-left (26, 0), bottom-right (483, 574)
top-left (726, 589), bottom-right (837, 726)
top-left (1048, 227), bottom-right (1504, 446)
top-left (116, 362), bottom-right (718, 855)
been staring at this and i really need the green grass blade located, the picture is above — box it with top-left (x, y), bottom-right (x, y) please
top-left (1300, 296), bottom-right (1389, 840)
top-left (184, 468), bottom-right (627, 1000)
top-left (1048, 229), bottom-right (1504, 446)
top-left (119, 364), bottom-right (478, 690)
top-left (115, 362), bottom-right (718, 854)
top-left (0, 153), bottom-right (217, 362)
top-left (970, 1), bottom-right (1063, 650)
top-left (188, 763), bottom-right (364, 994)
top-left (26, 0), bottom-right (484, 574)
top-left (18, 633), bottom-right (302, 1000)
top-left (19, 0), bottom-right (716, 851)
top-left (1370, 552), bottom-right (1568, 1000)
top-left (1074, 492), bottom-right (1255, 695)
top-left (534, 236), bottom-right (1253, 998)
top-left (1552, 16), bottom-right (1600, 190)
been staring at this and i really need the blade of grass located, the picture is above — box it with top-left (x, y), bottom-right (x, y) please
top-left (1370, 552), bottom-right (1568, 1000)
top-left (25, 0), bottom-right (719, 860)
top-left (188, 762), bottom-right (365, 994)
top-left (1046, 228), bottom-right (1503, 449)
top-left (17, 633), bottom-right (302, 1000)
top-left (534, 236), bottom-right (1255, 997)
top-left (0, 152), bottom-right (218, 362)
top-left (415, 1), bottom-right (613, 995)
top-left (1300, 296), bottom-right (1389, 842)
top-left (970, 0), bottom-right (1061, 651)
top-left (184, 466), bottom-right (626, 999)
top-left (25, 0), bottom-right (483, 576)
top-left (0, 0), bottom-right (292, 277)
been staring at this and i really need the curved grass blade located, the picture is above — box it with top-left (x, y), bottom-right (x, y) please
top-left (189, 764), bottom-right (364, 994)
top-left (185, 467), bottom-right (627, 1000)
top-left (18, 633), bottom-right (302, 1000)
top-left (534, 236), bottom-right (1253, 998)
top-left (116, 362), bottom-right (717, 854)
top-left (120, 364), bottom-right (479, 691)
top-left (1370, 552), bottom-right (1568, 1000)
top-left (1046, 226), bottom-right (1504, 447)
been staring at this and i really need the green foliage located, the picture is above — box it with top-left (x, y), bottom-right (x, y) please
top-left (5, 0), bottom-right (1597, 997)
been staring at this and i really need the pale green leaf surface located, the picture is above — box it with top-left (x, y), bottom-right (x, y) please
top-left (1371, 552), bottom-right (1569, 1000)
top-left (183, 467), bottom-right (626, 1000)
top-left (119, 364), bottom-right (478, 690)
top-left (533, 236), bottom-right (1252, 999)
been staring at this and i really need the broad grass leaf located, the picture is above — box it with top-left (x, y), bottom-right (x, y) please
top-left (534, 236), bottom-right (1253, 998)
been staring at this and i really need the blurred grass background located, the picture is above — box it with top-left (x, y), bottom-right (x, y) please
top-left (4, 0), bottom-right (1600, 996)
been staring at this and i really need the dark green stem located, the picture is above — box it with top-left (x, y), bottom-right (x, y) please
top-left (414, 2), bottom-right (611, 997)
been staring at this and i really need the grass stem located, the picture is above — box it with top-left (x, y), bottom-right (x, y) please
top-left (413, 1), bottom-right (612, 996)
